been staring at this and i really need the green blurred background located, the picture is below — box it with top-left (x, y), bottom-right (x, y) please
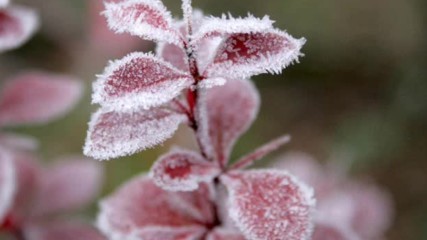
top-left (0, 0), bottom-right (426, 239)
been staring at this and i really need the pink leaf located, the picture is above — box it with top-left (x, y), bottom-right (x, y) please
top-left (0, 133), bottom-right (38, 151)
top-left (84, 108), bottom-right (187, 160)
top-left (103, 0), bottom-right (181, 45)
top-left (127, 226), bottom-right (206, 240)
top-left (0, 72), bottom-right (83, 127)
top-left (206, 228), bottom-right (245, 240)
top-left (205, 79), bottom-right (260, 167)
top-left (32, 158), bottom-right (103, 216)
top-left (312, 221), bottom-right (359, 240)
top-left (156, 42), bottom-right (189, 72)
top-left (230, 134), bottom-right (291, 170)
top-left (24, 221), bottom-right (106, 240)
top-left (150, 148), bottom-right (220, 191)
top-left (205, 29), bottom-right (305, 79)
top-left (221, 170), bottom-right (315, 240)
top-left (97, 175), bottom-right (212, 240)
top-left (93, 52), bottom-right (193, 111)
top-left (0, 150), bottom-right (15, 223)
top-left (0, 5), bottom-right (38, 52)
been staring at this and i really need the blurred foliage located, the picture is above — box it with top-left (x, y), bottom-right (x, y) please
top-left (0, 0), bottom-right (426, 239)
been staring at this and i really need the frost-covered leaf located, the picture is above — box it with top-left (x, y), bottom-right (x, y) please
top-left (93, 52), bottom-right (193, 112)
top-left (156, 42), bottom-right (189, 72)
top-left (150, 148), bottom-right (220, 191)
top-left (32, 158), bottom-right (103, 216)
top-left (0, 5), bottom-right (38, 52)
top-left (97, 175), bottom-right (212, 240)
top-left (230, 135), bottom-right (291, 170)
top-left (312, 221), bottom-right (359, 240)
top-left (193, 15), bottom-right (273, 43)
top-left (0, 150), bottom-right (15, 223)
top-left (103, 0), bottom-right (181, 45)
top-left (206, 228), bottom-right (245, 240)
top-left (197, 77), bottom-right (226, 89)
top-left (24, 221), bottom-right (106, 240)
top-left (205, 29), bottom-right (305, 79)
top-left (0, 72), bottom-right (83, 127)
top-left (84, 108), bottom-right (187, 160)
top-left (125, 226), bottom-right (205, 240)
top-left (221, 170), bottom-right (315, 240)
top-left (0, 133), bottom-right (38, 151)
top-left (205, 79), bottom-right (259, 166)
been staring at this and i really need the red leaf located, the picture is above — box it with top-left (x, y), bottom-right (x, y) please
top-left (103, 0), bottom-right (181, 45)
top-left (150, 148), bottom-right (220, 191)
top-left (0, 5), bottom-right (38, 52)
top-left (221, 170), bottom-right (315, 240)
top-left (205, 29), bottom-right (305, 79)
top-left (0, 72), bottom-right (83, 127)
top-left (93, 52), bottom-right (193, 111)
top-left (0, 150), bottom-right (15, 223)
top-left (230, 135), bottom-right (291, 170)
top-left (32, 158), bottom-right (103, 216)
top-left (84, 108), bottom-right (187, 160)
top-left (24, 221), bottom-right (106, 240)
top-left (206, 228), bottom-right (245, 240)
top-left (97, 175), bottom-right (213, 240)
top-left (204, 79), bottom-right (260, 167)
top-left (156, 42), bottom-right (189, 72)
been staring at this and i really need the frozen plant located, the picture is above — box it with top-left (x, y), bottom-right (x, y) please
top-left (273, 152), bottom-right (394, 240)
top-left (85, 0), bottom-right (315, 240)
top-left (0, 0), bottom-right (38, 52)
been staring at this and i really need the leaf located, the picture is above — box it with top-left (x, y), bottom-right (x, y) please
top-left (150, 148), bottom-right (220, 191)
top-left (221, 170), bottom-right (315, 240)
top-left (0, 72), bottom-right (83, 127)
top-left (84, 108), bottom-right (187, 160)
top-left (206, 228), bottom-right (245, 240)
top-left (0, 150), bottom-right (15, 223)
top-left (93, 52), bottom-right (193, 112)
top-left (125, 226), bottom-right (206, 240)
top-left (230, 135), bottom-right (291, 170)
top-left (204, 79), bottom-right (260, 167)
top-left (97, 175), bottom-right (213, 240)
top-left (32, 158), bottom-right (103, 216)
top-left (156, 42), bottom-right (189, 72)
top-left (103, 0), bottom-right (181, 45)
top-left (0, 5), bottom-right (38, 52)
top-left (205, 29), bottom-right (305, 79)
top-left (24, 221), bottom-right (106, 240)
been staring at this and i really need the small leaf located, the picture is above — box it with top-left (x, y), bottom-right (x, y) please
top-left (221, 170), bottom-right (315, 240)
top-left (205, 29), bottom-right (305, 79)
top-left (204, 79), bottom-right (260, 167)
top-left (93, 52), bottom-right (193, 112)
top-left (84, 108), bottom-right (187, 160)
top-left (150, 148), bottom-right (220, 191)
top-left (103, 0), bottom-right (181, 45)
top-left (97, 175), bottom-right (212, 240)
top-left (0, 72), bottom-right (83, 127)
top-left (206, 228), bottom-right (245, 240)
top-left (230, 134), bottom-right (291, 170)
top-left (32, 158), bottom-right (103, 216)
top-left (24, 221), bottom-right (106, 240)
top-left (0, 150), bottom-right (15, 223)
top-left (0, 5), bottom-right (38, 52)
top-left (156, 42), bottom-right (189, 72)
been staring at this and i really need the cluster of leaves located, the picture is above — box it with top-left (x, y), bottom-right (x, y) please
top-left (0, 1), bottom-right (105, 239)
top-left (83, 1), bottom-right (318, 240)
